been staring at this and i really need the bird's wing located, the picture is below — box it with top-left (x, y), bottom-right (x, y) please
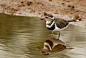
top-left (55, 18), bottom-right (69, 29)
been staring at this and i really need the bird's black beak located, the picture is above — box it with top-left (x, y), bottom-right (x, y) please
top-left (40, 18), bottom-right (45, 20)
top-left (40, 18), bottom-right (43, 20)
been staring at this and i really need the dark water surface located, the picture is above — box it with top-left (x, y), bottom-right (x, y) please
top-left (0, 13), bottom-right (86, 58)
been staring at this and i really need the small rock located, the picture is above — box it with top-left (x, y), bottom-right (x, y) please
top-left (26, 1), bottom-right (33, 6)
top-left (42, 4), bottom-right (44, 6)
top-left (18, 5), bottom-right (23, 7)
top-left (22, 5), bottom-right (25, 6)
top-left (37, 2), bottom-right (44, 6)
top-left (18, 4), bottom-right (25, 7)
top-left (68, 5), bottom-right (74, 8)
top-left (62, 3), bottom-right (65, 5)
top-left (76, 10), bottom-right (79, 12)
top-left (49, 0), bottom-right (52, 1)
top-left (21, 1), bottom-right (24, 4)
top-left (38, 13), bottom-right (41, 14)
top-left (11, 8), bottom-right (18, 11)
top-left (72, 6), bottom-right (74, 8)
top-left (4, 8), bottom-right (7, 9)
top-left (70, 12), bottom-right (73, 14)
top-left (68, 5), bottom-right (71, 7)
top-left (37, 2), bottom-right (42, 4)
top-left (54, 12), bottom-right (58, 14)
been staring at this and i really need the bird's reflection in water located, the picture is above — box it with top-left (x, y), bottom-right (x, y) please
top-left (38, 34), bottom-right (73, 55)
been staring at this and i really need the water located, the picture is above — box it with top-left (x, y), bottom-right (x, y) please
top-left (0, 13), bottom-right (86, 58)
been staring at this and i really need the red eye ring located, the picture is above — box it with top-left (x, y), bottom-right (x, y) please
top-left (45, 17), bottom-right (48, 18)
top-left (43, 18), bottom-right (45, 20)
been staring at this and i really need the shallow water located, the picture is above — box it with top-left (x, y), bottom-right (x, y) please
top-left (0, 13), bottom-right (86, 58)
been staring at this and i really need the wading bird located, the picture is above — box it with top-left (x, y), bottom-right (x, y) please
top-left (40, 13), bottom-right (82, 37)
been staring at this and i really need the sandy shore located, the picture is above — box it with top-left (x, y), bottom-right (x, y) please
top-left (0, 0), bottom-right (86, 27)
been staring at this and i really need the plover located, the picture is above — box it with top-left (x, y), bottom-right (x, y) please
top-left (38, 33), bottom-right (73, 55)
top-left (40, 13), bottom-right (82, 36)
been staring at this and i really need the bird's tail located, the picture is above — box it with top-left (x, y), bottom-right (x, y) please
top-left (68, 15), bottom-right (82, 22)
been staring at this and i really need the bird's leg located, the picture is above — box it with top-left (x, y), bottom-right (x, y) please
top-left (58, 31), bottom-right (60, 39)
top-left (51, 31), bottom-right (54, 37)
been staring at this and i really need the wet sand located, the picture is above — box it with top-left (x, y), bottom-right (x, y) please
top-left (0, 0), bottom-right (86, 27)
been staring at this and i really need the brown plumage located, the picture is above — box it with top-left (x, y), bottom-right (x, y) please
top-left (55, 18), bottom-right (69, 29)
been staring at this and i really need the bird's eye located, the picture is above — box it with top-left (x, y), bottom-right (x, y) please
top-left (45, 17), bottom-right (48, 18)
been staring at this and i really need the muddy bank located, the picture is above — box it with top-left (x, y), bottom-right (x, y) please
top-left (0, 0), bottom-right (86, 27)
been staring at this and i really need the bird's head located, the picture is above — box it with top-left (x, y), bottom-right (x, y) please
top-left (38, 47), bottom-right (50, 55)
top-left (40, 13), bottom-right (54, 21)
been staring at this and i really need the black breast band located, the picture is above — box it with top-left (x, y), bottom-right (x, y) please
top-left (47, 23), bottom-right (55, 30)
top-left (47, 19), bottom-right (55, 30)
